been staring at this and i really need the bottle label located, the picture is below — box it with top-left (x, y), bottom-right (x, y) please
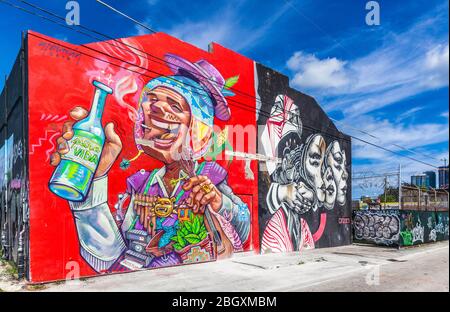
top-left (62, 129), bottom-right (104, 173)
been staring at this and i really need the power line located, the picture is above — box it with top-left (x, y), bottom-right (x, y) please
top-left (0, 0), bottom-right (443, 169)
top-left (92, 0), bottom-right (445, 167)
top-left (17, 0), bottom-right (445, 162)
top-left (12, 0), bottom-right (350, 145)
top-left (2, 0), bottom-right (440, 167)
top-left (19, 0), bottom-right (265, 106)
top-left (331, 117), bottom-right (442, 162)
top-left (22, 0), bottom-right (340, 137)
top-left (95, 0), bottom-right (156, 34)
top-left (28, 30), bottom-right (349, 146)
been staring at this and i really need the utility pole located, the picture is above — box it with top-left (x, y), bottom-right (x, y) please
top-left (384, 175), bottom-right (387, 209)
top-left (398, 164), bottom-right (402, 210)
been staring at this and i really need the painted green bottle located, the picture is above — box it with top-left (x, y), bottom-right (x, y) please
top-left (49, 80), bottom-right (113, 201)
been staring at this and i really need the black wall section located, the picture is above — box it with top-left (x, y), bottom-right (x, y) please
top-left (0, 34), bottom-right (29, 279)
top-left (353, 209), bottom-right (449, 246)
top-left (256, 63), bottom-right (352, 252)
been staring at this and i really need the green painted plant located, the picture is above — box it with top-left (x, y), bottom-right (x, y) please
top-left (171, 214), bottom-right (208, 251)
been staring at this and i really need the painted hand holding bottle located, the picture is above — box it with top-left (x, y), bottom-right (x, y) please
top-left (49, 80), bottom-right (113, 201)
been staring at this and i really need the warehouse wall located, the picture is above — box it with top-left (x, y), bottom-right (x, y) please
top-left (255, 64), bottom-right (352, 253)
top-left (21, 30), bottom-right (352, 283)
top-left (0, 45), bottom-right (29, 279)
top-left (26, 31), bottom-right (259, 283)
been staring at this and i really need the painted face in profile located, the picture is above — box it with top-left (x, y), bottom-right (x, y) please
top-left (322, 164), bottom-right (337, 209)
top-left (137, 86), bottom-right (192, 163)
top-left (327, 141), bottom-right (348, 205)
top-left (304, 134), bottom-right (326, 203)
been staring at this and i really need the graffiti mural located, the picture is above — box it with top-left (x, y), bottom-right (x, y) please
top-left (20, 30), bottom-right (355, 283)
top-left (353, 210), bottom-right (449, 247)
top-left (45, 54), bottom-right (251, 272)
top-left (26, 31), bottom-right (260, 282)
top-left (353, 212), bottom-right (400, 245)
top-left (256, 64), bottom-right (352, 253)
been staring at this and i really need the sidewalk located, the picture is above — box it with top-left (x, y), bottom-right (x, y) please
top-left (1, 241), bottom-right (448, 292)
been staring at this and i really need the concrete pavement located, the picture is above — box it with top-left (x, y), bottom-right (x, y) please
top-left (1, 241), bottom-right (448, 292)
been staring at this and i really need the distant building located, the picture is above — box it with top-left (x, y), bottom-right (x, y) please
top-left (438, 166), bottom-right (449, 189)
top-left (411, 174), bottom-right (428, 189)
top-left (424, 171), bottom-right (436, 189)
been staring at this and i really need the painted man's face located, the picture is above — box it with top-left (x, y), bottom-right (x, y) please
top-left (327, 141), bottom-right (348, 205)
top-left (262, 95), bottom-right (301, 176)
top-left (139, 86), bottom-right (191, 163)
top-left (305, 135), bottom-right (326, 203)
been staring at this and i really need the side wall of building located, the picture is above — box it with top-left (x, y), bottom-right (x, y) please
top-left (0, 40), bottom-right (29, 279)
top-left (19, 31), bottom-right (352, 283)
top-left (26, 31), bottom-right (259, 283)
top-left (255, 64), bottom-right (352, 253)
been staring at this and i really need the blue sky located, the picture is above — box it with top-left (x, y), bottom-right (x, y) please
top-left (0, 0), bottom-right (448, 198)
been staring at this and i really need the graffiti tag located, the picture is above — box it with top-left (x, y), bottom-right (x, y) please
top-left (353, 212), bottom-right (400, 245)
top-left (38, 41), bottom-right (81, 64)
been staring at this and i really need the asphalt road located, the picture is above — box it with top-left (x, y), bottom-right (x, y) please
top-left (1, 241), bottom-right (448, 292)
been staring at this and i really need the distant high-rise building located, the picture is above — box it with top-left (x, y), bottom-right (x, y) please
top-left (411, 174), bottom-right (428, 188)
top-left (424, 171), bottom-right (436, 189)
top-left (438, 166), bottom-right (449, 189)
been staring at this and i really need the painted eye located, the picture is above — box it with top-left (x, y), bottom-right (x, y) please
top-left (146, 93), bottom-right (158, 102)
top-left (172, 105), bottom-right (183, 113)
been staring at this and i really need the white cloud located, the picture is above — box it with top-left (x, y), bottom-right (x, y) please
top-left (395, 106), bottom-right (425, 122)
top-left (348, 115), bottom-right (449, 157)
top-left (423, 43), bottom-right (449, 88)
top-left (287, 52), bottom-right (349, 89)
top-left (165, 19), bottom-right (233, 51)
top-left (286, 8), bottom-right (449, 118)
top-left (165, 3), bottom-right (289, 51)
top-left (344, 114), bottom-right (448, 198)
top-left (134, 3), bottom-right (290, 52)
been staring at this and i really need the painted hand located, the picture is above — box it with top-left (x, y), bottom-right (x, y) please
top-left (133, 194), bottom-right (159, 234)
top-left (182, 175), bottom-right (222, 213)
top-left (278, 182), bottom-right (315, 214)
top-left (49, 106), bottom-right (122, 178)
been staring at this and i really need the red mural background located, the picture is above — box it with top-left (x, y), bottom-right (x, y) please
top-left (27, 31), bottom-right (259, 283)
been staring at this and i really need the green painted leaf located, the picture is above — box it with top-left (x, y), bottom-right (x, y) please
top-left (170, 236), bottom-right (179, 242)
top-left (185, 221), bottom-right (193, 232)
top-left (193, 217), bottom-right (200, 234)
top-left (224, 75), bottom-right (239, 89)
top-left (173, 243), bottom-right (182, 250)
top-left (177, 233), bottom-right (186, 247)
top-left (200, 231), bottom-right (207, 241)
top-left (184, 234), bottom-right (201, 245)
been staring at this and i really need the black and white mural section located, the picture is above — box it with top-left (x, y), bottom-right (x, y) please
top-left (256, 64), bottom-right (352, 253)
top-left (353, 210), bottom-right (449, 246)
top-left (353, 211), bottom-right (400, 245)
